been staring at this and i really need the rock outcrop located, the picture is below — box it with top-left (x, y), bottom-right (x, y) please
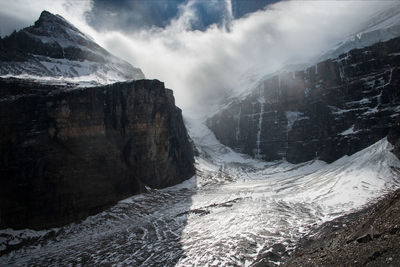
top-left (388, 117), bottom-right (400, 159)
top-left (281, 188), bottom-right (400, 267)
top-left (207, 37), bottom-right (400, 163)
top-left (0, 78), bottom-right (195, 230)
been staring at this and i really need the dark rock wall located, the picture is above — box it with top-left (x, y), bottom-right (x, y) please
top-left (0, 78), bottom-right (195, 230)
top-left (388, 117), bottom-right (400, 160)
top-left (207, 37), bottom-right (400, 163)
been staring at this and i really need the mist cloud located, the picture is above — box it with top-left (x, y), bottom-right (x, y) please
top-left (96, 0), bottom-right (396, 113)
top-left (2, 0), bottom-right (398, 114)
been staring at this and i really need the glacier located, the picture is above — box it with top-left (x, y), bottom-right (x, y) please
top-left (1, 116), bottom-right (399, 266)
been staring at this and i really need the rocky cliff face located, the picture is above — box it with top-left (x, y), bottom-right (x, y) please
top-left (207, 37), bottom-right (400, 163)
top-left (0, 78), bottom-right (194, 230)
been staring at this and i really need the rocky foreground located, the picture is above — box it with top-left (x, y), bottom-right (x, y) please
top-left (268, 188), bottom-right (400, 267)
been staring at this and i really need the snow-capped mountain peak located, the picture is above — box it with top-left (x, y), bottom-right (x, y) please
top-left (30, 10), bottom-right (94, 45)
top-left (0, 10), bottom-right (145, 84)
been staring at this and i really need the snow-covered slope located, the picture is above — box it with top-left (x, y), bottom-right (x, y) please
top-left (178, 118), bottom-right (400, 266)
top-left (0, 11), bottom-right (144, 84)
top-left (319, 2), bottom-right (400, 61)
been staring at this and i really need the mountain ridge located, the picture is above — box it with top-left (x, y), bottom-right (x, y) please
top-left (0, 11), bottom-right (194, 230)
top-left (0, 10), bottom-right (144, 84)
top-left (207, 36), bottom-right (400, 163)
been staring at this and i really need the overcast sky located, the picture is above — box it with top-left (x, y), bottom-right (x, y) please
top-left (0, 0), bottom-right (398, 114)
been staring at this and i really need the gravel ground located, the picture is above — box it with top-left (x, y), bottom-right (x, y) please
top-left (279, 188), bottom-right (400, 267)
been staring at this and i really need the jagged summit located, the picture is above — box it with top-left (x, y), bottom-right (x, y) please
top-left (37, 10), bottom-right (70, 24)
top-left (0, 10), bottom-right (144, 84)
top-left (36, 10), bottom-right (75, 29)
top-left (31, 10), bottom-right (89, 41)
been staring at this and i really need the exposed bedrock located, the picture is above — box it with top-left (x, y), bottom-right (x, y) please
top-left (0, 78), bottom-right (195, 229)
top-left (207, 37), bottom-right (400, 163)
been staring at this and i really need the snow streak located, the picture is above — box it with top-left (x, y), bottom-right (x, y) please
top-left (255, 83), bottom-right (265, 159)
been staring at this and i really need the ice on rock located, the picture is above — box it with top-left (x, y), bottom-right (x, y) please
top-left (255, 84), bottom-right (265, 160)
top-left (340, 125), bottom-right (359, 136)
top-left (285, 111), bottom-right (308, 133)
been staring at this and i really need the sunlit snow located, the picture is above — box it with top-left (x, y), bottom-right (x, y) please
top-left (1, 116), bottom-right (399, 266)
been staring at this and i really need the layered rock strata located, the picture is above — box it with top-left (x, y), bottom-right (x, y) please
top-left (207, 37), bottom-right (400, 163)
top-left (0, 78), bottom-right (195, 229)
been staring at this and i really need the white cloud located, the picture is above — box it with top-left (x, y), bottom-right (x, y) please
top-left (1, 0), bottom-right (398, 115)
top-left (96, 0), bottom-right (396, 114)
